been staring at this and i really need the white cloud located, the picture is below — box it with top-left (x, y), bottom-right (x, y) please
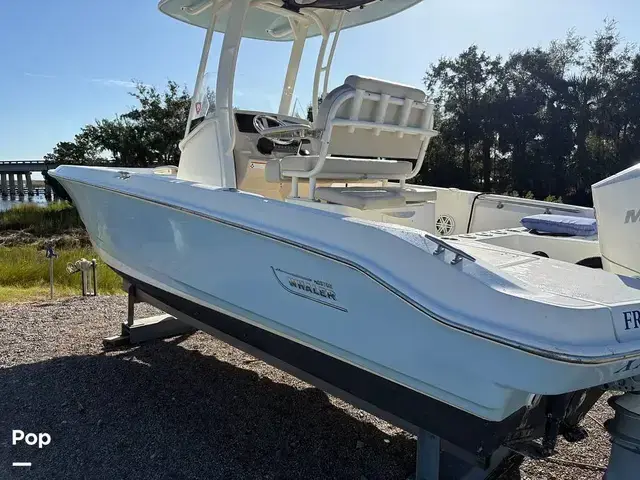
top-left (23, 72), bottom-right (150, 89)
top-left (24, 72), bottom-right (58, 79)
top-left (90, 78), bottom-right (151, 88)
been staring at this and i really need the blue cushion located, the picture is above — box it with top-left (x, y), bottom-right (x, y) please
top-left (521, 214), bottom-right (597, 237)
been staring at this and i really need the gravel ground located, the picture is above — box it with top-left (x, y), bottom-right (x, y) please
top-left (0, 296), bottom-right (612, 479)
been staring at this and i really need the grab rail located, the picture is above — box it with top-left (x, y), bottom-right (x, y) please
top-left (477, 194), bottom-right (586, 214)
top-left (424, 233), bottom-right (475, 265)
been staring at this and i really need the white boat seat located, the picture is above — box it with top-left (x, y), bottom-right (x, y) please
top-left (315, 186), bottom-right (406, 210)
top-left (272, 74), bottom-right (437, 200)
top-left (344, 75), bottom-right (426, 103)
top-left (264, 159), bottom-right (361, 185)
top-left (280, 155), bottom-right (412, 178)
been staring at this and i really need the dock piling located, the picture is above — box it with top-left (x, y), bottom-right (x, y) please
top-left (26, 172), bottom-right (34, 196)
top-left (1, 173), bottom-right (7, 198)
top-left (16, 173), bottom-right (24, 197)
top-left (8, 174), bottom-right (15, 198)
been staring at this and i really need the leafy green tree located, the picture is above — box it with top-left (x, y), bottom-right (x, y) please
top-left (45, 80), bottom-right (191, 168)
top-left (425, 46), bottom-right (502, 188)
top-left (422, 18), bottom-right (640, 206)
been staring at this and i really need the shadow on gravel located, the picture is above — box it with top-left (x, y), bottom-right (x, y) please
top-left (0, 335), bottom-right (417, 480)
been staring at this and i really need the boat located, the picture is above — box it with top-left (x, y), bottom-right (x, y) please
top-left (50, 1), bottom-right (640, 478)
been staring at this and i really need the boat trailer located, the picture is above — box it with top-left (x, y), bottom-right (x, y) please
top-left (103, 280), bottom-right (640, 480)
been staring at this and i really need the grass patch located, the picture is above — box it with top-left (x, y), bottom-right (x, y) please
top-left (0, 286), bottom-right (105, 303)
top-left (0, 245), bottom-right (124, 301)
top-left (0, 202), bottom-right (83, 236)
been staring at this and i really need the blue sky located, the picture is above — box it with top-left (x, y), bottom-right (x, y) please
top-left (1, 0), bottom-right (639, 160)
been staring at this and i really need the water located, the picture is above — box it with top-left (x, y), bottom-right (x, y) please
top-left (0, 194), bottom-right (52, 212)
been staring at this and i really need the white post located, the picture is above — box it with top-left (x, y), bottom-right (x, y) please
top-left (215, 0), bottom-right (251, 188)
top-left (322, 11), bottom-right (345, 99)
top-left (278, 22), bottom-right (308, 116)
top-left (303, 11), bottom-right (330, 121)
top-left (184, 0), bottom-right (221, 138)
top-left (308, 177), bottom-right (316, 200)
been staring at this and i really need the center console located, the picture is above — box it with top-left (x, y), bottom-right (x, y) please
top-left (232, 110), bottom-right (310, 200)
top-left (234, 110), bottom-right (306, 157)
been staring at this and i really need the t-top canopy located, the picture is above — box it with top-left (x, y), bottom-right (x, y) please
top-left (158, 0), bottom-right (423, 41)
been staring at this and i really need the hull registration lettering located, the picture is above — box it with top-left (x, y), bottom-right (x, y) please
top-left (623, 310), bottom-right (640, 330)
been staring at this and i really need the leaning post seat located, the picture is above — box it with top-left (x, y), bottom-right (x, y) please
top-left (313, 185), bottom-right (438, 210)
top-left (275, 75), bottom-right (438, 205)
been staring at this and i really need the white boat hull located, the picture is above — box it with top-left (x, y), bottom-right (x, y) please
top-left (52, 166), bottom-right (640, 426)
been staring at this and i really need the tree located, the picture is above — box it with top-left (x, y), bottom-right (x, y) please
top-left (45, 80), bottom-right (191, 168)
top-left (425, 46), bottom-right (502, 189)
top-left (421, 18), bottom-right (640, 206)
top-left (43, 133), bottom-right (102, 165)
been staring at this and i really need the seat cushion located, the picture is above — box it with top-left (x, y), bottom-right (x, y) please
top-left (280, 155), bottom-right (412, 177)
top-left (345, 75), bottom-right (426, 103)
top-left (521, 214), bottom-right (598, 237)
top-left (315, 187), bottom-right (405, 210)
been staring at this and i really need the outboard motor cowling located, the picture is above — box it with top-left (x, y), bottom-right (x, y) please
top-left (592, 163), bottom-right (640, 277)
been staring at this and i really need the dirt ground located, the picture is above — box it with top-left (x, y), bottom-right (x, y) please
top-left (0, 296), bottom-right (611, 479)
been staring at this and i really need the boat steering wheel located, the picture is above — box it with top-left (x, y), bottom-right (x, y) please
top-left (252, 114), bottom-right (296, 145)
